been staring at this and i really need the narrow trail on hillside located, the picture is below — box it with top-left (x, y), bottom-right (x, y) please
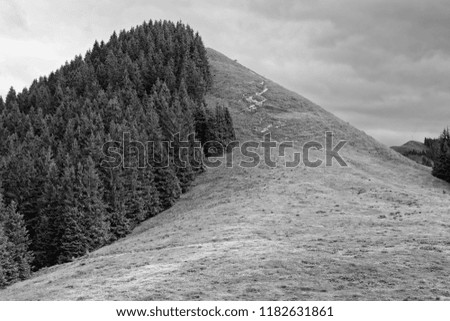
top-left (243, 81), bottom-right (268, 112)
top-left (242, 81), bottom-right (285, 135)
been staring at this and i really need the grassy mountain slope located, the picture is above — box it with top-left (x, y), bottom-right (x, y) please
top-left (1, 49), bottom-right (450, 300)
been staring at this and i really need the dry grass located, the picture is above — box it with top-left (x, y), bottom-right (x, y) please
top-left (1, 48), bottom-right (449, 301)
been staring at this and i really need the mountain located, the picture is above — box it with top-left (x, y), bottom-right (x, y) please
top-left (393, 141), bottom-right (430, 153)
top-left (391, 141), bottom-right (433, 167)
top-left (1, 48), bottom-right (450, 300)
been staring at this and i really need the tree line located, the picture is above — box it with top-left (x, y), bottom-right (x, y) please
top-left (425, 129), bottom-right (450, 182)
top-left (0, 20), bottom-right (235, 287)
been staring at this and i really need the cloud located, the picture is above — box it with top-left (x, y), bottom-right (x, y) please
top-left (240, 0), bottom-right (450, 145)
top-left (0, 0), bottom-right (449, 146)
top-left (0, 0), bottom-right (28, 36)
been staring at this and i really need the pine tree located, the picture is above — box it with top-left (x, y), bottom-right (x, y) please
top-left (223, 107), bottom-right (236, 141)
top-left (0, 96), bottom-right (4, 114)
top-left (193, 103), bottom-right (209, 145)
top-left (0, 225), bottom-right (8, 287)
top-left (154, 166), bottom-right (182, 210)
top-left (76, 157), bottom-right (108, 251)
top-left (108, 207), bottom-right (131, 242)
top-left (5, 87), bottom-right (17, 110)
top-left (0, 196), bottom-right (33, 284)
top-left (57, 206), bottom-right (87, 263)
top-left (432, 128), bottom-right (450, 183)
top-left (34, 159), bottom-right (62, 267)
top-left (137, 168), bottom-right (161, 219)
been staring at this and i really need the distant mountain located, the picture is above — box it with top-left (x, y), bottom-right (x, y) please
top-left (391, 141), bottom-right (433, 167)
top-left (392, 140), bottom-right (429, 154)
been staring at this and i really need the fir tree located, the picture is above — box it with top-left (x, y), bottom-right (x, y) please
top-left (432, 128), bottom-right (450, 182)
top-left (0, 225), bottom-right (8, 287)
top-left (0, 96), bottom-right (4, 114)
top-left (57, 206), bottom-right (87, 263)
top-left (0, 196), bottom-right (33, 285)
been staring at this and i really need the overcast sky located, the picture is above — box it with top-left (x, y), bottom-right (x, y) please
top-left (1, 0), bottom-right (449, 146)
